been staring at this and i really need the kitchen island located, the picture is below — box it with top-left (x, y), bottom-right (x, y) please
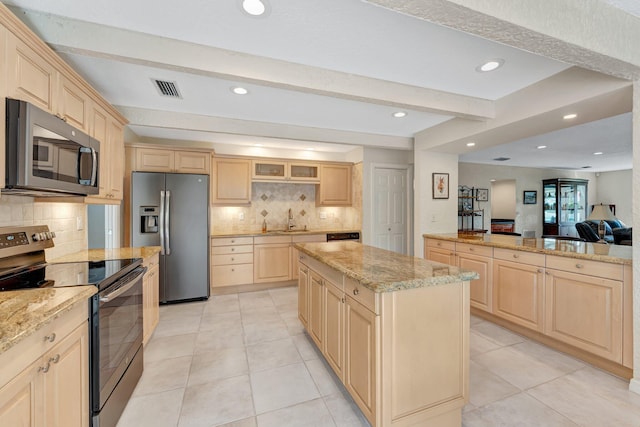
top-left (295, 241), bottom-right (477, 427)
top-left (424, 233), bottom-right (632, 378)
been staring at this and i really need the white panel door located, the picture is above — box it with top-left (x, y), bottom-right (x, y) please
top-left (373, 167), bottom-right (407, 254)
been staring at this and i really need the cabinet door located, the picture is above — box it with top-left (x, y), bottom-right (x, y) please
top-left (252, 160), bottom-right (287, 180)
top-left (425, 247), bottom-right (456, 265)
top-left (175, 151), bottom-right (210, 174)
top-left (58, 76), bottom-right (90, 132)
top-left (90, 105), bottom-right (110, 198)
top-left (545, 269), bottom-right (622, 362)
top-left (43, 323), bottom-right (89, 427)
top-left (317, 164), bottom-right (352, 206)
top-left (254, 244), bottom-right (291, 283)
top-left (107, 119), bottom-right (124, 200)
top-left (0, 359), bottom-right (39, 427)
top-left (5, 33), bottom-right (57, 113)
top-left (211, 158), bottom-right (251, 205)
top-left (324, 282), bottom-right (344, 378)
top-left (493, 259), bottom-right (544, 331)
top-left (457, 252), bottom-right (492, 312)
top-left (135, 148), bottom-right (174, 172)
top-left (308, 270), bottom-right (324, 348)
top-left (298, 263), bottom-right (310, 327)
top-left (344, 296), bottom-right (376, 426)
top-left (143, 263), bottom-right (160, 345)
top-left (289, 162), bottom-right (320, 182)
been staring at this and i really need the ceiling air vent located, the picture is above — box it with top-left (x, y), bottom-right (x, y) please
top-left (492, 157), bottom-right (511, 162)
top-left (152, 79), bottom-right (182, 98)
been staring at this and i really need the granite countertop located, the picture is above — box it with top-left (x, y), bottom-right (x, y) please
top-left (51, 246), bottom-right (162, 263)
top-left (212, 229), bottom-right (360, 238)
top-left (295, 241), bottom-right (478, 293)
top-left (0, 286), bottom-right (96, 354)
top-left (423, 233), bottom-right (632, 265)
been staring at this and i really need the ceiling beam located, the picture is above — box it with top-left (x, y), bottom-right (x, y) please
top-left (11, 6), bottom-right (495, 121)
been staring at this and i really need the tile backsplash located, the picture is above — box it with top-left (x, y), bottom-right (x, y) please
top-left (0, 195), bottom-right (87, 260)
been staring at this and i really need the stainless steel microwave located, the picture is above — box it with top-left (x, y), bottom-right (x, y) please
top-left (5, 98), bottom-right (99, 196)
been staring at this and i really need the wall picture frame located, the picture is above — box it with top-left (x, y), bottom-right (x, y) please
top-left (523, 190), bottom-right (537, 205)
top-left (432, 173), bottom-right (449, 199)
top-left (475, 188), bottom-right (488, 202)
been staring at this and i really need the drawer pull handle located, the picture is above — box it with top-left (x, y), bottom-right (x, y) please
top-left (231, 240), bottom-right (235, 243)
top-left (353, 288), bottom-right (360, 296)
top-left (231, 268), bottom-right (235, 272)
top-left (469, 247), bottom-right (474, 251)
top-left (231, 248), bottom-right (235, 252)
top-left (513, 254), bottom-right (519, 258)
top-left (49, 354), bottom-right (60, 364)
top-left (231, 257), bottom-right (235, 261)
top-left (38, 362), bottom-right (51, 374)
top-left (576, 263), bottom-right (584, 269)
top-left (537, 269), bottom-right (543, 273)
top-left (342, 297), bottom-right (345, 303)
top-left (437, 242), bottom-right (441, 246)
top-left (44, 333), bottom-right (56, 343)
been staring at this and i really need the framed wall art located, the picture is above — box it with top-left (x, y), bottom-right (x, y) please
top-left (523, 190), bottom-right (537, 205)
top-left (432, 173), bottom-right (449, 199)
top-left (475, 188), bottom-right (488, 202)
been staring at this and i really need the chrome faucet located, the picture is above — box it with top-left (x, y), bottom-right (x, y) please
top-left (287, 208), bottom-right (295, 231)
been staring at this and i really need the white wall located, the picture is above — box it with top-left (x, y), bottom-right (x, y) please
top-left (491, 180), bottom-right (516, 219)
top-left (595, 169), bottom-right (632, 226)
top-left (459, 163), bottom-right (597, 237)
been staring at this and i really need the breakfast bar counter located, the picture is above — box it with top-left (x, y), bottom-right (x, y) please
top-left (294, 241), bottom-right (474, 427)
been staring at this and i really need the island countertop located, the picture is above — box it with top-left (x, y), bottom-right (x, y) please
top-left (423, 233), bottom-right (632, 265)
top-left (0, 286), bottom-right (97, 354)
top-left (295, 241), bottom-right (478, 292)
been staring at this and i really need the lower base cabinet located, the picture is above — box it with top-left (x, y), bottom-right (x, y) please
top-left (143, 253), bottom-right (160, 345)
top-left (298, 253), bottom-right (469, 427)
top-left (493, 259), bottom-right (544, 332)
top-left (0, 302), bottom-right (89, 427)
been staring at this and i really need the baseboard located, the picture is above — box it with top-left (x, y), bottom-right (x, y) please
top-left (629, 378), bottom-right (640, 395)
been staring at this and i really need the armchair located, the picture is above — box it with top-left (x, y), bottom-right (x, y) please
top-left (575, 222), bottom-right (601, 243)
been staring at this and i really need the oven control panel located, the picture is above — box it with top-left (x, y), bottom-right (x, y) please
top-left (0, 232), bottom-right (29, 248)
top-left (0, 225), bottom-right (54, 257)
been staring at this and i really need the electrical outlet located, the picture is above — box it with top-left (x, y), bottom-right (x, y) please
top-left (431, 214), bottom-right (437, 222)
top-left (320, 212), bottom-right (327, 219)
top-left (238, 212), bottom-right (245, 220)
top-left (76, 216), bottom-right (84, 231)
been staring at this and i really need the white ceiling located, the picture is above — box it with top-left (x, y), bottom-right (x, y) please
top-left (2, 0), bottom-right (634, 170)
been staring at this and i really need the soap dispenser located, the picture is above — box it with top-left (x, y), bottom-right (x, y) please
top-left (262, 219), bottom-right (267, 233)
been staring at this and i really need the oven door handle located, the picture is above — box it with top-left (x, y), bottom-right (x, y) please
top-left (99, 267), bottom-right (147, 303)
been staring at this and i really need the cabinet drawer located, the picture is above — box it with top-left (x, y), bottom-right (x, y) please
top-left (143, 253), bottom-right (159, 269)
top-left (425, 239), bottom-right (455, 251)
top-left (546, 255), bottom-right (623, 281)
top-left (344, 277), bottom-right (378, 314)
top-left (211, 237), bottom-right (253, 247)
top-left (456, 243), bottom-right (493, 257)
top-left (212, 264), bottom-right (254, 286)
top-left (212, 245), bottom-right (253, 255)
top-left (254, 235), bottom-right (292, 245)
top-left (494, 248), bottom-right (545, 267)
top-left (212, 253), bottom-right (254, 266)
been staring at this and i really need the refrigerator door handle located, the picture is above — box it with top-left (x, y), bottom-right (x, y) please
top-left (159, 190), bottom-right (166, 255)
top-left (165, 190), bottom-right (171, 255)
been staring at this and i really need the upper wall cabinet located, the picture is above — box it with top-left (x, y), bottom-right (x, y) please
top-left (252, 160), bottom-right (320, 183)
top-left (211, 157), bottom-right (251, 206)
top-left (317, 164), bottom-right (352, 206)
top-left (58, 75), bottom-right (91, 133)
top-left (132, 146), bottom-right (210, 174)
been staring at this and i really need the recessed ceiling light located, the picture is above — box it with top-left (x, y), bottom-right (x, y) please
top-left (593, 151), bottom-right (603, 155)
top-left (563, 113), bottom-right (577, 120)
top-left (537, 145), bottom-right (547, 149)
top-left (305, 148), bottom-right (315, 151)
top-left (240, 0), bottom-right (270, 16)
top-left (253, 143), bottom-right (263, 147)
top-left (392, 111), bottom-right (407, 118)
top-left (490, 179), bottom-right (496, 182)
top-left (476, 59), bottom-right (504, 72)
top-left (231, 86), bottom-right (248, 95)
top-left (466, 142), bottom-right (476, 147)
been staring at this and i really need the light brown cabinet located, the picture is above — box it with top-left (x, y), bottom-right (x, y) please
top-left (132, 146), bottom-right (210, 174)
top-left (252, 160), bottom-right (320, 183)
top-left (324, 280), bottom-right (344, 378)
top-left (211, 237), bottom-right (254, 288)
top-left (458, 251), bottom-right (492, 312)
top-left (316, 164), bottom-right (352, 206)
top-left (86, 107), bottom-right (124, 203)
top-left (254, 236), bottom-right (291, 283)
top-left (142, 253), bottom-right (160, 346)
top-left (211, 157), bottom-right (252, 205)
top-left (298, 263), bottom-right (310, 328)
top-left (58, 75), bottom-right (91, 132)
top-left (0, 303), bottom-right (88, 427)
top-left (424, 239), bottom-right (456, 265)
top-left (308, 269), bottom-right (324, 348)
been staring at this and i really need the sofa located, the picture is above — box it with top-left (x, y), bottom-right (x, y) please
top-left (575, 220), bottom-right (632, 245)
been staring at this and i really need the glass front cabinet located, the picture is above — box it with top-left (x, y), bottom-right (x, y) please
top-left (542, 178), bottom-right (588, 237)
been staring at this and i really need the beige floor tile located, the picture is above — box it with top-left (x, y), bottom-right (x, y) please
top-left (117, 388), bottom-right (184, 427)
top-left (473, 343), bottom-right (580, 390)
top-left (275, 303), bottom-right (298, 316)
top-left (239, 291), bottom-right (275, 311)
top-left (153, 316), bottom-right (202, 338)
top-left (268, 286), bottom-right (298, 307)
top-left (527, 366), bottom-right (640, 427)
top-left (203, 294), bottom-right (240, 315)
top-left (471, 321), bottom-right (526, 347)
top-left (292, 333), bottom-right (321, 361)
top-left (243, 319), bottom-right (290, 345)
top-left (133, 355), bottom-right (192, 396)
top-left (247, 337), bottom-right (302, 372)
top-left (305, 358), bottom-right (342, 397)
top-left (250, 362), bottom-right (320, 414)
top-left (241, 305), bottom-right (281, 326)
top-left (468, 360), bottom-right (519, 408)
top-left (199, 311), bottom-right (242, 332)
top-left (179, 375), bottom-right (254, 427)
top-left (469, 330), bottom-right (501, 358)
top-left (189, 347), bottom-right (249, 386)
top-left (215, 417), bottom-right (257, 427)
top-left (470, 315), bottom-right (484, 325)
top-left (462, 392), bottom-right (578, 427)
top-left (160, 301), bottom-right (205, 320)
top-left (323, 393), bottom-right (370, 427)
top-left (195, 329), bottom-right (245, 353)
top-left (144, 333), bottom-right (198, 362)
top-left (257, 398), bottom-right (336, 427)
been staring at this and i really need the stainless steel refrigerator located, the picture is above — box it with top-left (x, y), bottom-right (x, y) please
top-left (131, 172), bottom-right (210, 303)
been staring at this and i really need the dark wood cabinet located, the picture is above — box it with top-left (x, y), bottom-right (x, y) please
top-left (542, 178), bottom-right (588, 237)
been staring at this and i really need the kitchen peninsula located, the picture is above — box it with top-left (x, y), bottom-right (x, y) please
top-left (295, 241), bottom-right (477, 427)
top-left (424, 233), bottom-right (633, 378)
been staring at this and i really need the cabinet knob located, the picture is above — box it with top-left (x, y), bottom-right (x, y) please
top-left (469, 247), bottom-right (475, 251)
top-left (341, 297), bottom-right (345, 303)
top-left (231, 268), bottom-right (235, 272)
top-left (44, 333), bottom-right (56, 343)
top-left (353, 288), bottom-right (360, 296)
top-left (231, 248), bottom-right (235, 252)
top-left (231, 257), bottom-right (235, 261)
top-left (49, 354), bottom-right (60, 364)
top-left (575, 263), bottom-right (584, 269)
top-left (38, 362), bottom-right (51, 374)
top-left (512, 254), bottom-right (519, 258)
top-left (537, 269), bottom-right (543, 273)
top-left (231, 240), bottom-right (235, 243)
